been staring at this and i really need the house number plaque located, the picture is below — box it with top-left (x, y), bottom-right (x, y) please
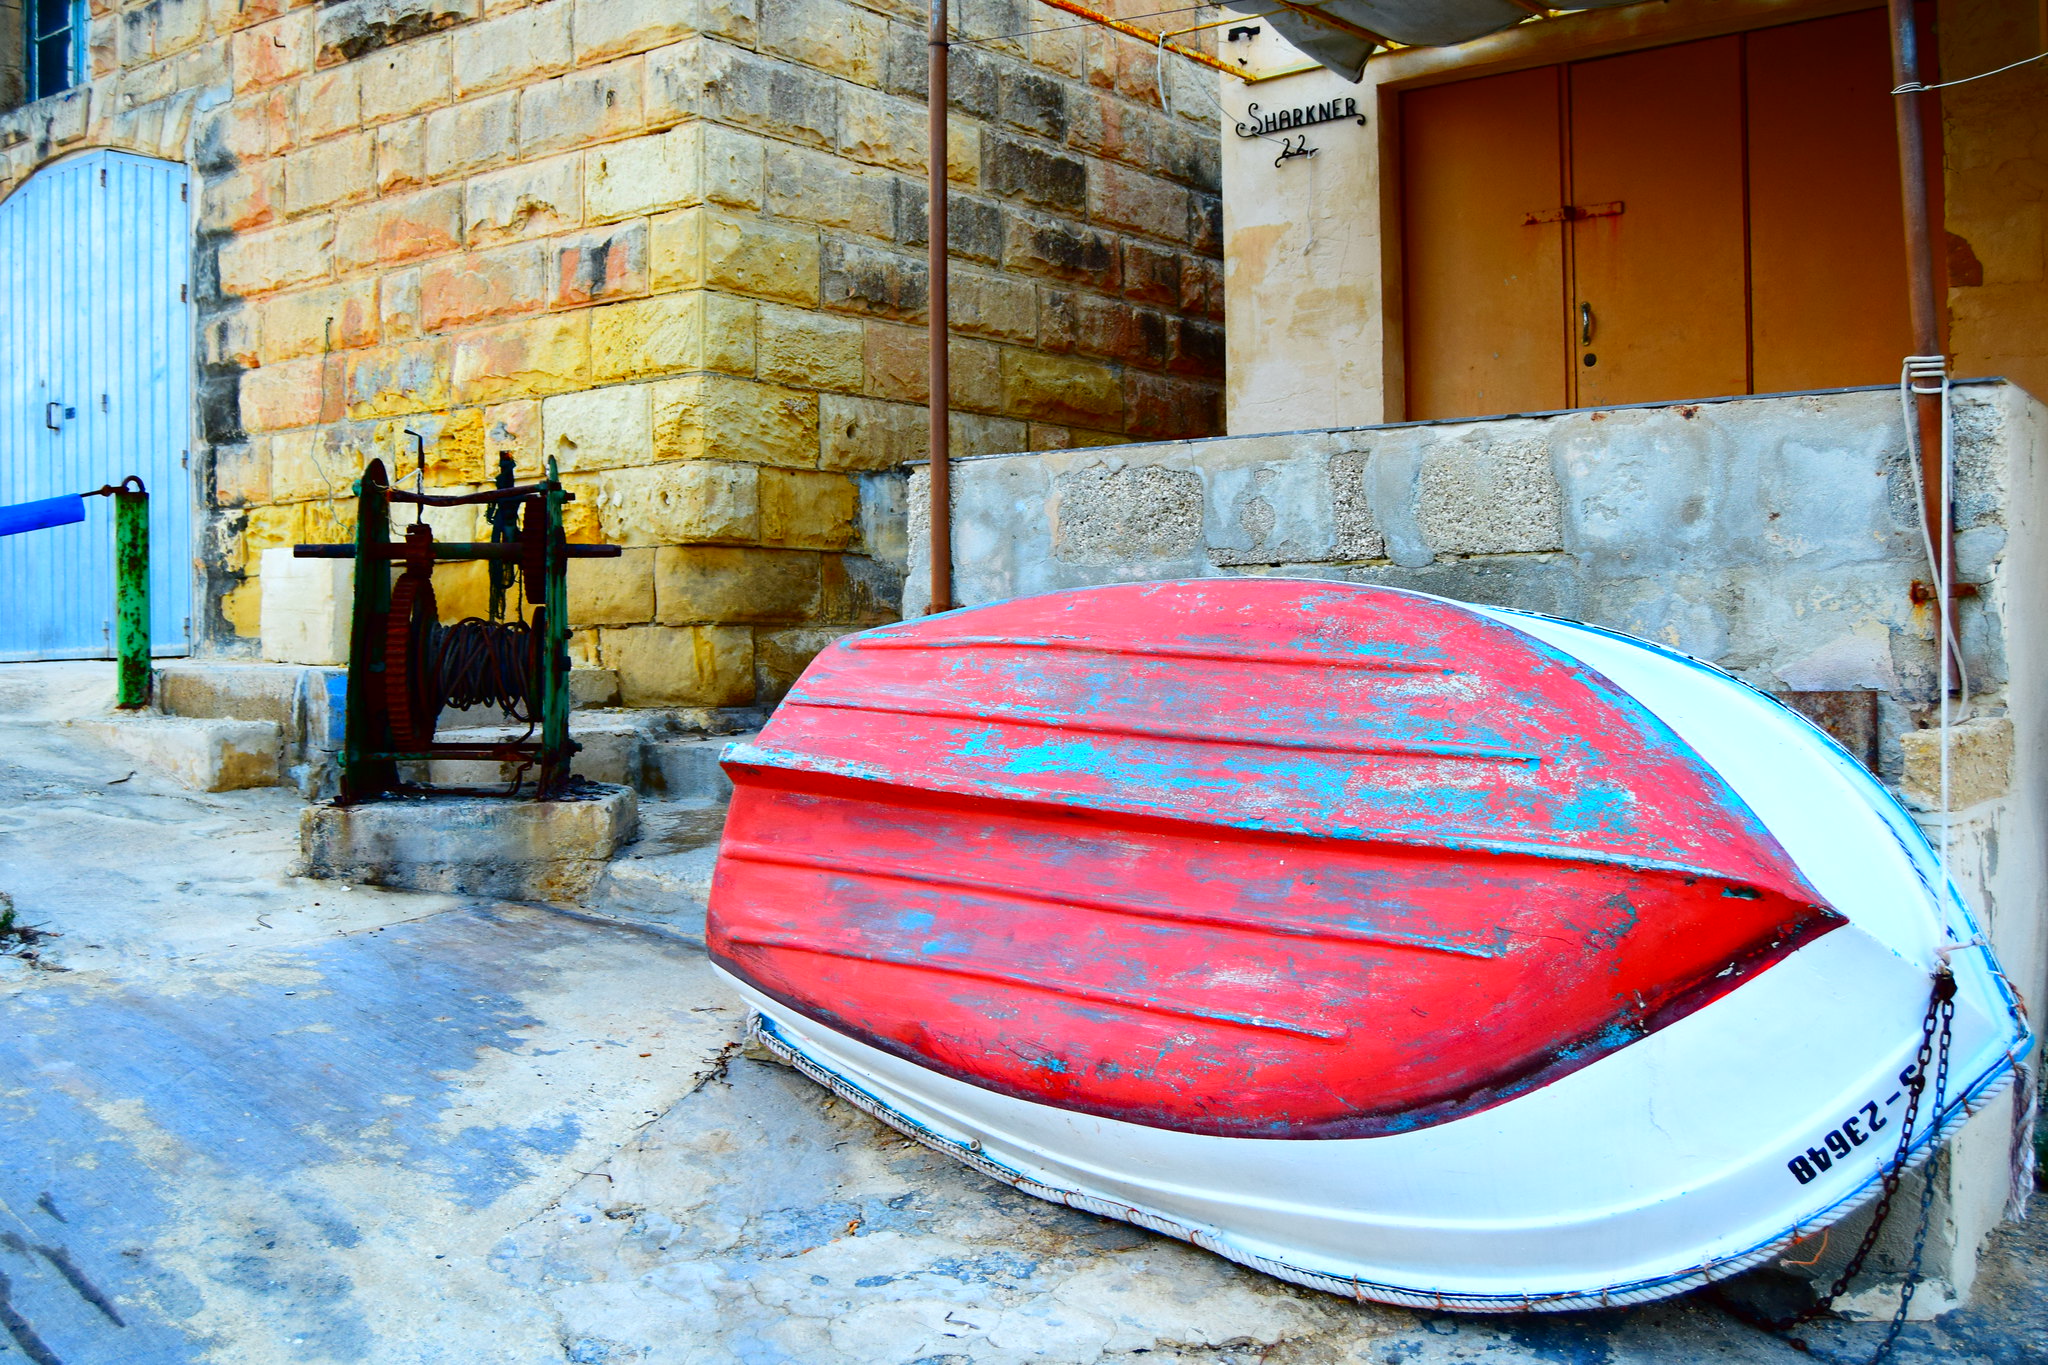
top-left (1234, 97), bottom-right (1366, 167)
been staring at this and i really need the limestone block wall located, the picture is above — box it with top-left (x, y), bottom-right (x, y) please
top-left (909, 378), bottom-right (2048, 1298)
top-left (0, 0), bottom-right (1226, 704)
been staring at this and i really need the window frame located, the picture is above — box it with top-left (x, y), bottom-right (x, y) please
top-left (24, 0), bottom-right (87, 104)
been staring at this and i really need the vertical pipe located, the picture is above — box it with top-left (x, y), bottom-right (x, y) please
top-left (1886, 0), bottom-right (1950, 575)
top-left (113, 485), bottom-right (150, 707)
top-left (927, 0), bottom-right (953, 615)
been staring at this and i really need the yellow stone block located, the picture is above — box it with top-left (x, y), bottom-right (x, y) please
top-left (1901, 715), bottom-right (2015, 810)
top-left (559, 474), bottom-right (609, 543)
top-left (753, 625), bottom-right (851, 704)
top-left (255, 280), bottom-right (378, 364)
top-left (703, 291), bottom-right (759, 375)
top-left (434, 412), bottom-right (489, 483)
top-left (818, 394), bottom-right (923, 471)
top-left (451, 313), bottom-right (590, 404)
top-left (543, 384), bottom-right (655, 473)
top-left (485, 400), bottom-right (543, 479)
top-left (598, 624), bottom-right (755, 706)
top-left (651, 206), bottom-right (820, 305)
top-left (240, 355), bottom-right (328, 432)
top-left (266, 429), bottom-right (356, 503)
top-left (590, 294), bottom-right (705, 383)
top-left (758, 303), bottom-right (863, 391)
top-left (759, 468), bottom-right (855, 550)
top-left (654, 545), bottom-right (820, 624)
top-left (568, 546), bottom-right (657, 625)
top-left (652, 373), bottom-right (818, 468)
top-left (587, 123), bottom-right (702, 222)
top-left (434, 560), bottom-right (493, 623)
top-left (595, 461), bottom-right (759, 545)
top-left (236, 501), bottom-right (304, 574)
top-left (999, 349), bottom-right (1123, 426)
top-left (222, 577), bottom-right (264, 638)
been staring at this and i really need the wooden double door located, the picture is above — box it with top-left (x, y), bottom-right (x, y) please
top-left (1402, 9), bottom-right (1914, 421)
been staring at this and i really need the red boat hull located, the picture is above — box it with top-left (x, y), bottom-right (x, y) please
top-left (709, 581), bottom-right (1841, 1138)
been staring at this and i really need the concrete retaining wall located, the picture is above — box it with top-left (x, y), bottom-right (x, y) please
top-left (907, 378), bottom-right (2048, 1304)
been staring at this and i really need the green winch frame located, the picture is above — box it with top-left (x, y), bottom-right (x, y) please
top-left (294, 453), bottom-right (619, 804)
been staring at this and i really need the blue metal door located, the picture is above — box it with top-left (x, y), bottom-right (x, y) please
top-left (0, 150), bottom-right (192, 660)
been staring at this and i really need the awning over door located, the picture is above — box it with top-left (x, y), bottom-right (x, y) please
top-left (1266, 0), bottom-right (1647, 78)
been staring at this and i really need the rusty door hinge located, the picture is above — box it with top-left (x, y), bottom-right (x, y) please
top-left (1524, 201), bottom-right (1625, 226)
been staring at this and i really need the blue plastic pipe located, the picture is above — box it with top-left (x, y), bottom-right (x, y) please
top-left (0, 494), bottom-right (86, 538)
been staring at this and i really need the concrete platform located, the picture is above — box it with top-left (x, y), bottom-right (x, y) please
top-left (71, 714), bottom-right (281, 791)
top-left (299, 784), bottom-right (638, 901)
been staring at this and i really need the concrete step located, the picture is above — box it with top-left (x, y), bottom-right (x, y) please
top-left (586, 798), bottom-right (728, 944)
top-left (426, 714), bottom-right (752, 797)
top-left (70, 715), bottom-right (281, 791)
top-left (643, 736), bottom-right (735, 800)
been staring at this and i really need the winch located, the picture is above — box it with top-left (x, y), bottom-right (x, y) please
top-left (294, 452), bottom-right (619, 803)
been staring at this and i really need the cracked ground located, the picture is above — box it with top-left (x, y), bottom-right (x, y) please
top-left (1, 698), bottom-right (2043, 1363)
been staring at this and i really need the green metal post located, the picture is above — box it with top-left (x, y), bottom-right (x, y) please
top-left (341, 461), bottom-right (394, 803)
top-left (541, 457), bottom-right (573, 793)
top-left (113, 487), bottom-right (151, 708)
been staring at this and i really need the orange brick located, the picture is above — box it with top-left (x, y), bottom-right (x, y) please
top-left (200, 165), bottom-right (282, 234)
top-left (240, 355), bottom-right (327, 431)
top-left (217, 216), bottom-right (335, 297)
top-left (335, 186), bottom-right (464, 270)
top-left (230, 11), bottom-right (313, 92)
top-left (420, 246), bottom-right (548, 330)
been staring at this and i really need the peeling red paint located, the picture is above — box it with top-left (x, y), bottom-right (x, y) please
top-left (709, 581), bottom-right (1842, 1138)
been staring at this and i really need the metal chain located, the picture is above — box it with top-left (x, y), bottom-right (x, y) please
top-left (1714, 966), bottom-right (1957, 1360)
top-left (1865, 976), bottom-right (1956, 1365)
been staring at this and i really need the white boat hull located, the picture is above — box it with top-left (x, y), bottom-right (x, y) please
top-left (710, 592), bottom-right (2031, 1310)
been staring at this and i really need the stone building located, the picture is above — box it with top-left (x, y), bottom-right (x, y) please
top-left (0, 0), bottom-right (1227, 703)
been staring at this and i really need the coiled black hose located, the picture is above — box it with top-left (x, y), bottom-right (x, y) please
top-left (428, 617), bottom-right (536, 721)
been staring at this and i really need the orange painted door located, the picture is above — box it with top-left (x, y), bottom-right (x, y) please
top-left (1401, 68), bottom-right (1569, 421)
top-left (1746, 9), bottom-right (1913, 392)
top-left (1567, 37), bottom-right (1751, 407)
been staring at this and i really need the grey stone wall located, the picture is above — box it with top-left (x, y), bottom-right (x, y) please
top-left (906, 381), bottom-right (2044, 791)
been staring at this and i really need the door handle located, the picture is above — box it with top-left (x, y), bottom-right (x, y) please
top-left (45, 401), bottom-right (62, 431)
top-left (1579, 303), bottom-right (1595, 347)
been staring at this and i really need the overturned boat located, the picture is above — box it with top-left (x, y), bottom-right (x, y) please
top-left (704, 579), bottom-right (2030, 1311)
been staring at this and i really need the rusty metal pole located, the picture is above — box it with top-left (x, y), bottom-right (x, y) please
top-left (927, 0), bottom-right (953, 614)
top-left (1886, 0), bottom-right (1952, 581)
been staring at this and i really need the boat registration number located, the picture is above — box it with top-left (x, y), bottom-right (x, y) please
top-left (1786, 1068), bottom-right (1916, 1185)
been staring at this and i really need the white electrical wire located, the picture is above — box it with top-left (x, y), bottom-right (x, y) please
top-left (1898, 358), bottom-right (2041, 1221)
top-left (1900, 356), bottom-right (1962, 885)
top-left (1894, 48), bottom-right (2047, 94)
